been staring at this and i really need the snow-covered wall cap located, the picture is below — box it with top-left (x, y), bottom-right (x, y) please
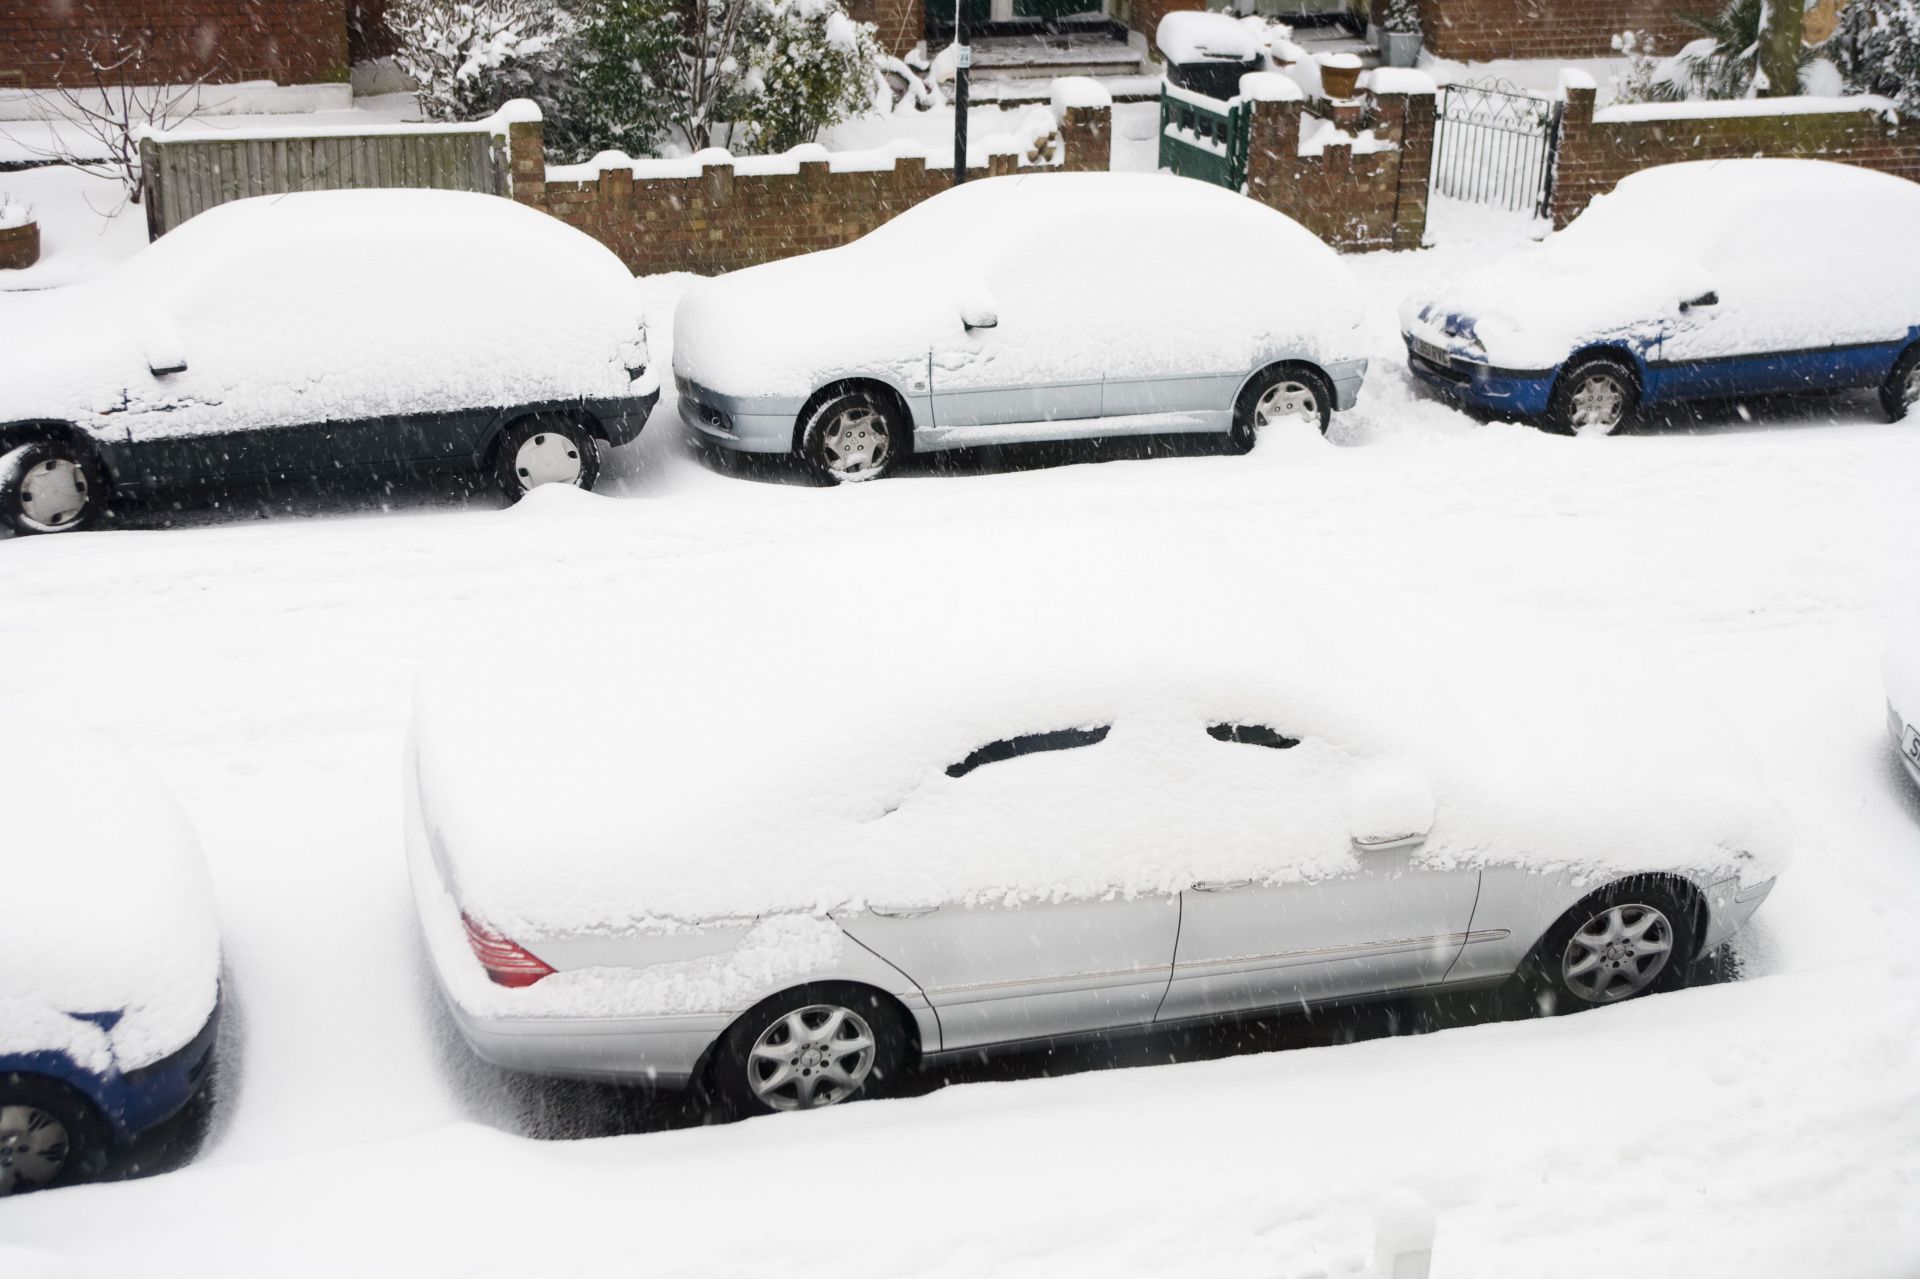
top-left (1367, 67), bottom-right (1437, 96)
top-left (1157, 10), bottom-right (1261, 62)
top-left (1557, 67), bottom-right (1599, 95)
top-left (1051, 76), bottom-right (1114, 115)
top-left (1316, 51), bottom-right (1363, 69)
top-left (1594, 93), bottom-right (1899, 123)
top-left (490, 98), bottom-right (544, 127)
top-left (135, 98), bottom-right (542, 146)
top-left (1238, 71), bottom-right (1305, 103)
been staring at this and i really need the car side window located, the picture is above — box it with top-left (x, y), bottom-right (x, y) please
top-left (946, 726), bottom-right (1111, 779)
top-left (1206, 723), bottom-right (1299, 750)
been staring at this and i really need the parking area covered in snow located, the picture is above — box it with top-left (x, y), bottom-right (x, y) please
top-left (0, 203), bottom-right (1916, 1278)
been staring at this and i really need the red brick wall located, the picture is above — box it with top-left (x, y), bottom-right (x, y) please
top-left (1416, 0), bottom-right (1698, 62)
top-left (507, 105), bottom-right (1110, 276)
top-left (848, 0), bottom-right (923, 59)
top-left (0, 0), bottom-right (348, 88)
top-left (1128, 0), bottom-right (1206, 55)
top-left (348, 0), bottom-right (396, 62)
top-left (1243, 89), bottom-right (1435, 251)
top-left (1551, 85), bottom-right (1920, 226)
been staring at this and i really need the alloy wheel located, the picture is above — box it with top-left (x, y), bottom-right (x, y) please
top-left (513, 432), bottom-right (585, 490)
top-left (1568, 374), bottom-right (1627, 433)
top-left (745, 1004), bottom-right (877, 1111)
top-left (1254, 380), bottom-right (1320, 431)
top-left (17, 457), bottom-right (90, 531)
top-left (820, 406), bottom-right (889, 478)
top-left (1561, 903), bottom-right (1674, 1003)
top-left (0, 1103), bottom-right (69, 1196)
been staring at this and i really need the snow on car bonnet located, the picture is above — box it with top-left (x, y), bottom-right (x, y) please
top-left (409, 538), bottom-right (1788, 937)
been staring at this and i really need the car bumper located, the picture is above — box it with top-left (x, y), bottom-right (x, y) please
top-left (1325, 357), bottom-right (1368, 412)
top-left (586, 388), bottom-right (659, 449)
top-left (102, 997), bottom-right (221, 1142)
top-left (676, 376), bottom-right (801, 455)
top-left (443, 998), bottom-right (728, 1088)
top-left (1404, 339), bottom-right (1557, 418)
top-left (1699, 875), bottom-right (1777, 954)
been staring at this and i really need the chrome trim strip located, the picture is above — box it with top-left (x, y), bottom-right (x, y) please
top-left (1173, 928), bottom-right (1510, 974)
top-left (925, 963), bottom-right (1171, 997)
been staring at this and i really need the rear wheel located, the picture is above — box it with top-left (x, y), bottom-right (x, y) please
top-left (800, 390), bottom-right (899, 483)
top-left (1, 440), bottom-right (104, 535)
top-left (0, 1074), bottom-right (108, 1197)
top-left (709, 984), bottom-right (908, 1118)
top-left (1545, 356), bottom-right (1638, 437)
top-left (1882, 345), bottom-right (1920, 423)
top-left (492, 415), bottom-right (601, 500)
top-left (1524, 877), bottom-right (1698, 1015)
top-left (1228, 364), bottom-right (1333, 453)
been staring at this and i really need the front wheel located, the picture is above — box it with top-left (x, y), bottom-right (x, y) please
top-left (1228, 364), bottom-right (1333, 454)
top-left (799, 390), bottom-right (899, 483)
top-left (1882, 345), bottom-right (1920, 423)
top-left (0, 1073), bottom-right (108, 1197)
top-left (708, 984), bottom-right (908, 1119)
top-left (1525, 878), bottom-right (1698, 1015)
top-left (1545, 357), bottom-right (1638, 437)
top-left (0, 440), bottom-right (105, 535)
top-left (492, 415), bottom-right (602, 500)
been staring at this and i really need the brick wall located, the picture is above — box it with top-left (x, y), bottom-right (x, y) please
top-left (848, 0), bottom-right (924, 58)
top-left (348, 0), bottom-right (396, 62)
top-left (1126, 0), bottom-right (1206, 55)
top-left (506, 102), bottom-right (1112, 276)
top-left (0, 0), bottom-right (349, 88)
top-left (1416, 0), bottom-right (1697, 61)
top-left (1243, 86), bottom-right (1435, 251)
top-left (1551, 85), bottom-right (1920, 227)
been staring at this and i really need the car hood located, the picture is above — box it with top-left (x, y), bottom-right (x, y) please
top-left (0, 736), bottom-right (221, 1072)
top-left (0, 284), bottom-right (149, 429)
top-left (1401, 239), bottom-right (1716, 371)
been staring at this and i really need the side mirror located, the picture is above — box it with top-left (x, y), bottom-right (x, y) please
top-left (1679, 290), bottom-right (1719, 313)
top-left (1348, 762), bottom-right (1434, 851)
top-left (961, 304), bottom-right (998, 332)
top-left (143, 314), bottom-right (188, 376)
top-left (957, 278), bottom-right (999, 331)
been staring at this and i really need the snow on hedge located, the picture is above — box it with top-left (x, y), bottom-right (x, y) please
top-left (410, 549), bottom-right (1788, 939)
top-left (0, 199), bottom-right (29, 230)
top-left (0, 189), bottom-right (645, 441)
top-left (0, 736), bottom-right (219, 1072)
top-left (1402, 158), bottom-right (1920, 371)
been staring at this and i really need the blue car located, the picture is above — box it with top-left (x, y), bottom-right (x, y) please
top-left (1, 739), bottom-right (222, 1196)
top-left (1401, 159), bottom-right (1920, 435)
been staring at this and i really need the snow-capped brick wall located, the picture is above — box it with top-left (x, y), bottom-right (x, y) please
top-left (1550, 84), bottom-right (1920, 228)
top-left (507, 103), bottom-right (1111, 277)
top-left (0, 0), bottom-right (350, 89)
top-left (1243, 84), bottom-right (1434, 252)
top-left (1395, 0), bottom-right (1698, 62)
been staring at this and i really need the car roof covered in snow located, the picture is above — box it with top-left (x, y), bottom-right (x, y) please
top-left (409, 538), bottom-right (1790, 937)
top-left (0, 734), bottom-right (220, 1073)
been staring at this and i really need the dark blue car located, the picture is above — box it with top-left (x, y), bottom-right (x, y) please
top-left (1401, 159), bottom-right (1920, 435)
top-left (2, 739), bottom-right (223, 1196)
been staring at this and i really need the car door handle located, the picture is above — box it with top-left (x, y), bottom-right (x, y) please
top-left (869, 904), bottom-right (940, 918)
top-left (1190, 879), bottom-right (1255, 893)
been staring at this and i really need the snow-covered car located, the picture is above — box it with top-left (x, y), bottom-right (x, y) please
top-left (673, 172), bottom-right (1368, 482)
top-left (1401, 159), bottom-right (1920, 435)
top-left (407, 598), bottom-right (1788, 1118)
top-left (1887, 621), bottom-right (1920, 789)
top-left (1, 737), bottom-right (221, 1195)
top-left (0, 189), bottom-right (659, 535)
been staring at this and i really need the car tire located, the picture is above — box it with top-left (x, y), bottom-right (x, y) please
top-left (1228, 364), bottom-right (1334, 454)
top-left (799, 390), bottom-right (900, 484)
top-left (0, 440), bottom-right (105, 536)
top-left (1544, 356), bottom-right (1639, 437)
top-left (0, 1073), bottom-right (110, 1197)
top-left (707, 983), bottom-right (909, 1119)
top-left (1881, 345), bottom-right (1920, 423)
top-left (1522, 876), bottom-right (1699, 1016)
top-left (492, 415), bottom-right (602, 500)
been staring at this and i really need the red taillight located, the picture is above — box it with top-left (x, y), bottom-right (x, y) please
top-left (461, 912), bottom-right (555, 988)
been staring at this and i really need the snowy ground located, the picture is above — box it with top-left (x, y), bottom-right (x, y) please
top-left (2, 195), bottom-right (1918, 1276)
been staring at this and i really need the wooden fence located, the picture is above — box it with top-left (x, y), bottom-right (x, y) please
top-left (139, 121), bottom-right (510, 239)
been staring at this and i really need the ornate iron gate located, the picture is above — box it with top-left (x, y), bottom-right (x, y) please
top-left (1158, 82), bottom-right (1251, 191)
top-left (1430, 80), bottom-right (1563, 217)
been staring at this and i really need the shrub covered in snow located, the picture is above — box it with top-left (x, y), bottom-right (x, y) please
top-left (732, 0), bottom-right (886, 155)
top-left (1379, 0), bottom-right (1421, 36)
top-left (0, 199), bottom-right (30, 230)
top-left (1828, 0), bottom-right (1920, 112)
top-left (541, 0), bottom-right (683, 162)
top-left (386, 0), bottom-right (573, 121)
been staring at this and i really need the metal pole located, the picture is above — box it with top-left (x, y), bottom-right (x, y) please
top-left (953, 0), bottom-right (970, 184)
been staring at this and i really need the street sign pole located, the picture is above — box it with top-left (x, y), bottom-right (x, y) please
top-left (953, 0), bottom-right (969, 184)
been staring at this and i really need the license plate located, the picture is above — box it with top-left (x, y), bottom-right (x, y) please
top-left (1411, 337), bottom-right (1450, 367)
top-left (1905, 723), bottom-right (1920, 766)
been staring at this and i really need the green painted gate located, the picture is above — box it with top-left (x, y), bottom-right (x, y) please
top-left (1157, 83), bottom-right (1251, 190)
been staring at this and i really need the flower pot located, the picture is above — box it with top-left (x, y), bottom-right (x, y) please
top-left (0, 220), bottom-right (38, 271)
top-left (1379, 30), bottom-right (1422, 68)
top-left (1316, 53), bottom-right (1363, 99)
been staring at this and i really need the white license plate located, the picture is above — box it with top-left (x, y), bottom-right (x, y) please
top-left (1904, 723), bottom-right (1920, 766)
top-left (1411, 337), bottom-right (1450, 367)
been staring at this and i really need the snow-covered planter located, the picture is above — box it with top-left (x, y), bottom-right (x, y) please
top-left (1316, 52), bottom-right (1364, 99)
top-left (0, 200), bottom-right (37, 271)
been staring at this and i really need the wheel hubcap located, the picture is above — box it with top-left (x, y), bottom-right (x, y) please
top-left (1254, 381), bottom-right (1319, 431)
top-left (1569, 375), bottom-right (1627, 432)
top-left (820, 407), bottom-right (889, 478)
top-left (746, 1004), bottom-right (877, 1112)
top-left (17, 457), bottom-right (89, 530)
top-left (512, 432), bottom-right (585, 490)
top-left (0, 1104), bottom-right (69, 1196)
top-left (1561, 903), bottom-right (1674, 1003)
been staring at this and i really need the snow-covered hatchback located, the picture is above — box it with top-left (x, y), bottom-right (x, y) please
top-left (407, 600), bottom-right (1788, 1118)
top-left (0, 189), bottom-right (659, 535)
top-left (673, 172), bottom-right (1368, 482)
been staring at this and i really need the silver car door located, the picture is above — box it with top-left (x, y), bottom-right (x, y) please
top-left (1156, 723), bottom-right (1480, 1025)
